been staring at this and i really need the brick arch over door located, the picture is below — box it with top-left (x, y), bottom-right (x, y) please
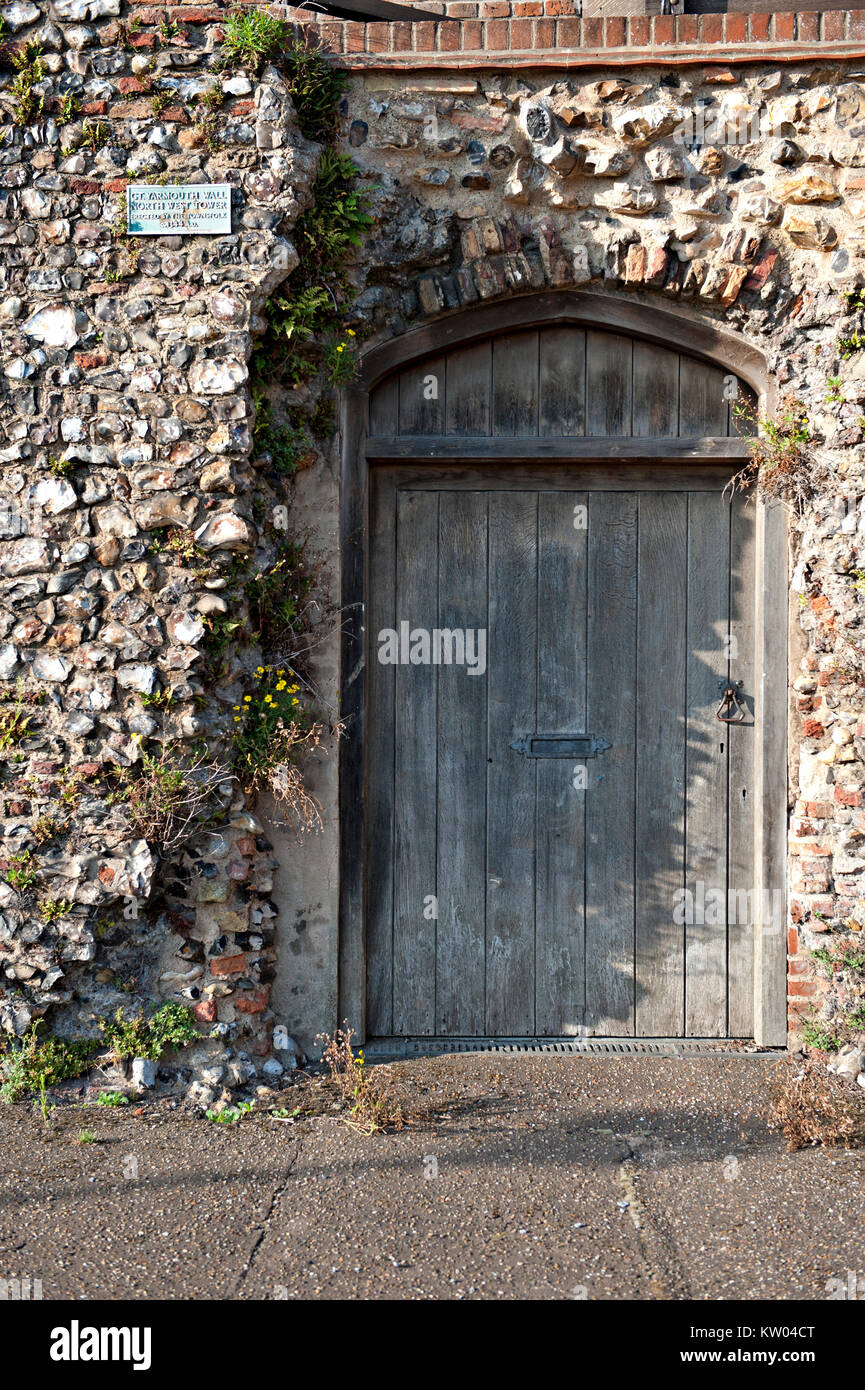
top-left (338, 292), bottom-right (787, 1048)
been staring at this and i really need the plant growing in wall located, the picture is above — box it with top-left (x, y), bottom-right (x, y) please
top-left (730, 393), bottom-right (826, 514)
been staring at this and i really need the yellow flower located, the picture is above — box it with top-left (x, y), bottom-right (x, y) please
top-left (336, 344), bottom-right (344, 353)
top-left (243, 696), bottom-right (251, 703)
top-left (291, 697), bottom-right (299, 706)
top-left (233, 717), bottom-right (240, 723)
top-left (348, 329), bottom-right (356, 337)
top-left (276, 680), bottom-right (286, 691)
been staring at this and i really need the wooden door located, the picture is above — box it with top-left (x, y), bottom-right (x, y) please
top-left (366, 467), bottom-right (757, 1039)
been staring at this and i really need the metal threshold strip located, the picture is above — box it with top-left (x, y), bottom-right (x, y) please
top-left (364, 1037), bottom-right (783, 1060)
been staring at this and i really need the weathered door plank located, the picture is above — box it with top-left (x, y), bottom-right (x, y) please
top-left (392, 490), bottom-right (439, 1034)
top-left (436, 491), bottom-right (488, 1035)
top-left (685, 490), bottom-right (731, 1037)
top-left (535, 491), bottom-right (588, 1035)
top-left (585, 490), bottom-right (638, 1034)
top-left (635, 492), bottom-right (688, 1036)
top-left (486, 491), bottom-right (538, 1035)
top-left (728, 489), bottom-right (757, 1036)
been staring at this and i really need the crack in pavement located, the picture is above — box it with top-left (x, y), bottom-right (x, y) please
top-left (615, 1135), bottom-right (693, 1301)
top-left (233, 1134), bottom-right (303, 1298)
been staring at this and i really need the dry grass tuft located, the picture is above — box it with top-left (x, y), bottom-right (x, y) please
top-left (316, 1022), bottom-right (404, 1136)
top-left (765, 1056), bottom-right (865, 1151)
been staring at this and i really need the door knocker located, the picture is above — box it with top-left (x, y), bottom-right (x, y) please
top-left (716, 679), bottom-right (746, 724)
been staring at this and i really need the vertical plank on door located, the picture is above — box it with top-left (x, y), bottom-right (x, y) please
top-left (369, 377), bottom-right (398, 437)
top-left (633, 342), bottom-right (679, 438)
top-left (392, 490), bottom-right (439, 1034)
top-left (539, 328), bottom-right (586, 437)
top-left (366, 474), bottom-right (397, 1035)
top-left (486, 491), bottom-right (538, 1035)
top-left (635, 492), bottom-right (688, 1036)
top-left (684, 491), bottom-right (731, 1037)
top-left (536, 491), bottom-right (588, 1036)
top-left (445, 342), bottom-right (492, 437)
top-left (492, 331), bottom-right (539, 436)
top-left (398, 355), bottom-right (446, 435)
top-left (436, 491), bottom-right (488, 1035)
top-left (728, 489), bottom-right (757, 1036)
top-left (678, 357), bottom-right (730, 437)
top-left (585, 491), bottom-right (637, 1034)
top-left (586, 331), bottom-right (633, 436)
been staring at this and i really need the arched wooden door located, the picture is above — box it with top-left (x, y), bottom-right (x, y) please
top-left (342, 305), bottom-right (786, 1044)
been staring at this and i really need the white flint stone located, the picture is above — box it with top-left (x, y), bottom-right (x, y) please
top-left (188, 358), bottom-right (248, 395)
top-left (32, 654), bottom-right (70, 682)
top-left (21, 303), bottom-right (81, 349)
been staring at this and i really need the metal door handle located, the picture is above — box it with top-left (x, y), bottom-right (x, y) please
top-left (716, 680), bottom-right (746, 724)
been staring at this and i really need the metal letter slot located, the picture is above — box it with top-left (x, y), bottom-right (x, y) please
top-left (509, 734), bottom-right (612, 759)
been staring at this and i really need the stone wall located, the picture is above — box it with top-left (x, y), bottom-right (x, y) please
top-left (2, 2), bottom-right (865, 1076)
top-left (0, 0), bottom-right (329, 1085)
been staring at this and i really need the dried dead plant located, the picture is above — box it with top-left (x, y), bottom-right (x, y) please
top-left (765, 1056), bottom-right (865, 1151)
top-left (315, 1021), bottom-right (403, 1135)
top-left (728, 393), bottom-right (830, 515)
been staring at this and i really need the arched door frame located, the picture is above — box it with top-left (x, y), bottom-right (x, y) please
top-left (338, 290), bottom-right (787, 1048)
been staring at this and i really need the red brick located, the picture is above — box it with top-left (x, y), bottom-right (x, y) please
top-left (117, 75), bottom-right (147, 94)
top-left (676, 14), bottom-right (698, 44)
top-left (604, 16), bottom-right (625, 47)
top-left (166, 6), bottom-right (221, 20)
top-left (316, 20), bottom-right (343, 51)
top-left (788, 980), bottom-right (819, 997)
top-left (723, 13), bottom-right (747, 45)
top-left (74, 351), bottom-right (109, 369)
top-left (699, 13), bottom-right (722, 43)
top-left (437, 20), bottom-right (460, 50)
top-left (235, 985), bottom-right (269, 1014)
top-left (105, 178), bottom-right (128, 193)
top-left (773, 11), bottom-right (796, 42)
top-left (535, 17), bottom-right (554, 47)
top-left (365, 21), bottom-right (387, 51)
top-left (510, 17), bottom-right (533, 46)
top-left (850, 10), bottom-right (865, 41)
top-left (627, 15), bottom-right (649, 46)
top-left (802, 718), bottom-right (824, 738)
top-left (582, 16), bottom-right (602, 47)
top-left (414, 20), bottom-right (435, 50)
top-left (822, 9), bottom-right (845, 42)
top-left (652, 13), bottom-right (675, 45)
top-left (749, 13), bottom-right (770, 43)
top-left (513, 1), bottom-right (542, 14)
top-left (81, 100), bottom-right (108, 116)
top-left (447, 1), bottom-right (478, 13)
top-left (210, 953), bottom-right (246, 977)
top-left (798, 11), bottom-right (819, 43)
top-left (480, 1), bottom-right (509, 14)
top-left (343, 20), bottom-right (365, 52)
top-left (391, 21), bottom-right (412, 50)
top-left (556, 16), bottom-right (579, 47)
top-left (544, 0), bottom-right (573, 14)
top-left (461, 18), bottom-right (482, 48)
top-left (194, 999), bottom-right (217, 1024)
top-left (836, 786), bottom-right (863, 808)
top-left (788, 927), bottom-right (799, 955)
top-left (486, 17), bottom-right (507, 47)
top-left (130, 32), bottom-right (158, 48)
